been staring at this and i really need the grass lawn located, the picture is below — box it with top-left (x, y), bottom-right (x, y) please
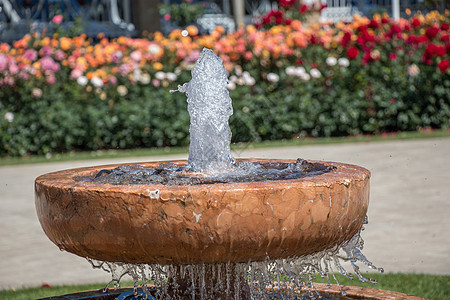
top-left (1, 273), bottom-right (448, 300)
top-left (0, 129), bottom-right (449, 166)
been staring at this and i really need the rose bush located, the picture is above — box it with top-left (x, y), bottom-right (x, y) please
top-left (0, 11), bottom-right (449, 156)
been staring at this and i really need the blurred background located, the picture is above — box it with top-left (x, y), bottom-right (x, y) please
top-left (0, 0), bottom-right (448, 43)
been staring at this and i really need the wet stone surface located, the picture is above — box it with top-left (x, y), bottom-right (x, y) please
top-left (74, 159), bottom-right (333, 185)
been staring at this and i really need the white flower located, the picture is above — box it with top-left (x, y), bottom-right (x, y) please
top-left (166, 72), bottom-right (177, 82)
top-left (326, 57), bottom-right (337, 66)
top-left (242, 71), bottom-right (255, 86)
top-left (242, 71), bottom-right (251, 79)
top-left (234, 65), bottom-right (243, 76)
top-left (267, 73), bottom-right (279, 83)
top-left (117, 85), bottom-right (128, 96)
top-left (294, 67), bottom-right (306, 77)
top-left (310, 68), bottom-right (321, 79)
top-left (244, 76), bottom-right (256, 86)
top-left (148, 44), bottom-right (161, 55)
top-left (286, 66), bottom-right (296, 76)
top-left (155, 71), bottom-right (166, 80)
top-left (133, 69), bottom-right (142, 82)
top-left (140, 73), bottom-right (151, 84)
top-left (300, 73), bottom-right (311, 81)
top-left (338, 57), bottom-right (350, 67)
top-left (91, 76), bottom-right (103, 88)
top-left (237, 77), bottom-right (245, 85)
top-left (77, 76), bottom-right (88, 86)
top-left (4, 112), bottom-right (14, 123)
top-left (408, 64), bottom-right (420, 77)
top-left (32, 88), bottom-right (42, 99)
top-left (229, 75), bottom-right (238, 83)
top-left (227, 81), bottom-right (236, 90)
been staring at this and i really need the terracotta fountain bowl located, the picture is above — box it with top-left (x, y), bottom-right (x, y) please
top-left (35, 159), bottom-right (370, 265)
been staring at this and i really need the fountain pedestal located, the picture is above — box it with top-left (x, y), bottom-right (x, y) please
top-left (167, 264), bottom-right (251, 300)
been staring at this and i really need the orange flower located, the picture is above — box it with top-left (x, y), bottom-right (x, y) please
top-left (60, 37), bottom-right (72, 51)
top-left (40, 37), bottom-right (50, 47)
top-left (0, 43), bottom-right (11, 53)
top-left (215, 26), bottom-right (225, 35)
top-left (186, 25), bottom-right (199, 36)
top-left (246, 25), bottom-right (257, 34)
top-left (153, 62), bottom-right (163, 71)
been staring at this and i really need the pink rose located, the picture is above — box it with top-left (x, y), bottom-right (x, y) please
top-left (0, 54), bottom-right (8, 72)
top-left (152, 79), bottom-right (160, 87)
top-left (9, 63), bottom-right (19, 75)
top-left (24, 49), bottom-right (37, 61)
top-left (54, 50), bottom-right (65, 61)
top-left (130, 50), bottom-right (142, 62)
top-left (70, 68), bottom-right (83, 79)
top-left (46, 75), bottom-right (56, 85)
top-left (52, 15), bottom-right (63, 24)
top-left (39, 46), bottom-right (52, 57)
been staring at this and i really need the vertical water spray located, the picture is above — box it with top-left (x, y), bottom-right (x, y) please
top-left (172, 48), bottom-right (234, 173)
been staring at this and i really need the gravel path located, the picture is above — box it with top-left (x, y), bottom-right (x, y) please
top-left (1, 137), bottom-right (449, 290)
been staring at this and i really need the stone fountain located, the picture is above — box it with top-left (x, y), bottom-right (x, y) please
top-left (35, 49), bottom-right (423, 299)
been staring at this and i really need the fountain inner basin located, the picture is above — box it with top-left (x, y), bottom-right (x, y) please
top-left (75, 159), bottom-right (333, 185)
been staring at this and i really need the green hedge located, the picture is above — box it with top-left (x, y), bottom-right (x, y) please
top-left (1, 59), bottom-right (448, 157)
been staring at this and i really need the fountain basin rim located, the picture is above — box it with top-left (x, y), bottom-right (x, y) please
top-left (36, 158), bottom-right (370, 189)
top-left (35, 158), bottom-right (371, 264)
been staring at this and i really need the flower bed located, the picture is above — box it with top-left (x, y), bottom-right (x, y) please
top-left (0, 12), bottom-right (449, 156)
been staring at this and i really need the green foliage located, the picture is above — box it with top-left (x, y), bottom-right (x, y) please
top-left (158, 1), bottom-right (205, 27)
top-left (1, 56), bottom-right (449, 157)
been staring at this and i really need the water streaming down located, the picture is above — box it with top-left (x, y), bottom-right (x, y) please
top-left (84, 48), bottom-right (383, 299)
top-left (87, 228), bottom-right (383, 299)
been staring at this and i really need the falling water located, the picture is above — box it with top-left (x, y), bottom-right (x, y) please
top-left (87, 227), bottom-right (383, 299)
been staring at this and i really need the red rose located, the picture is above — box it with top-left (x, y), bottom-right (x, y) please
top-left (391, 25), bottom-right (402, 34)
top-left (299, 4), bottom-right (308, 13)
top-left (425, 27), bottom-right (439, 39)
top-left (411, 18), bottom-right (420, 27)
top-left (427, 43), bottom-right (446, 57)
top-left (435, 45), bottom-right (446, 57)
top-left (438, 60), bottom-right (449, 73)
top-left (278, 0), bottom-right (296, 8)
top-left (389, 53), bottom-right (397, 60)
top-left (441, 34), bottom-right (450, 42)
top-left (441, 23), bottom-right (449, 31)
top-left (369, 19), bottom-right (380, 29)
top-left (341, 31), bottom-right (352, 46)
top-left (347, 47), bottom-right (359, 60)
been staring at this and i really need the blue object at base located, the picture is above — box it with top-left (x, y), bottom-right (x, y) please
top-left (117, 290), bottom-right (155, 300)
